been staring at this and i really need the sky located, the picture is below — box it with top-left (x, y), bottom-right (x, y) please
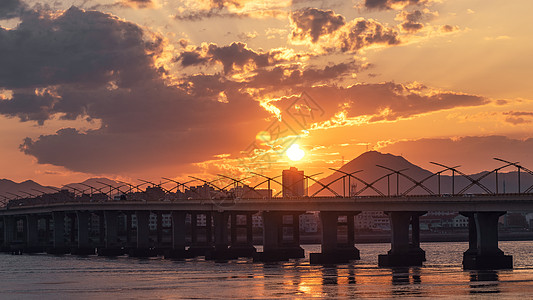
top-left (1, 0), bottom-right (533, 186)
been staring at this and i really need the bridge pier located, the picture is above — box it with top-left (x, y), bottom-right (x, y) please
top-left (189, 212), bottom-right (214, 257)
top-left (67, 213), bottom-right (76, 247)
top-left (254, 211), bottom-right (304, 262)
top-left (24, 214), bottom-right (41, 253)
top-left (154, 211), bottom-right (165, 255)
top-left (47, 211), bottom-right (69, 254)
top-left (378, 211), bottom-right (426, 267)
top-left (129, 210), bottom-right (156, 257)
top-left (165, 211), bottom-right (190, 259)
top-left (70, 211), bottom-right (94, 255)
top-left (2, 216), bottom-right (15, 252)
top-left (0, 217), bottom-right (4, 251)
top-left (205, 211), bottom-right (232, 260)
top-left (462, 211), bottom-right (512, 269)
top-left (43, 216), bottom-right (51, 249)
top-left (228, 212), bottom-right (256, 258)
top-left (125, 212), bottom-right (133, 247)
top-left (98, 211), bottom-right (125, 256)
top-left (310, 211), bottom-right (360, 264)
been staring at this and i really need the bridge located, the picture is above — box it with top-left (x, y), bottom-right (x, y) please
top-left (1, 158), bottom-right (532, 269)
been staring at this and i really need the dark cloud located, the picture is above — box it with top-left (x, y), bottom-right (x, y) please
top-left (0, 89), bottom-right (57, 125)
top-left (290, 8), bottom-right (345, 43)
top-left (397, 10), bottom-right (424, 33)
top-left (17, 80), bottom-right (269, 173)
top-left (245, 62), bottom-right (364, 90)
top-left (173, 0), bottom-right (286, 21)
top-left (0, 6), bottom-right (270, 173)
top-left (364, 0), bottom-right (430, 11)
top-left (337, 19), bottom-right (401, 52)
top-left (175, 10), bottom-right (243, 21)
top-left (0, 7), bottom-right (160, 89)
top-left (503, 111), bottom-right (533, 125)
top-left (210, 0), bottom-right (245, 9)
top-left (440, 24), bottom-right (459, 33)
top-left (176, 42), bottom-right (294, 74)
top-left (274, 82), bottom-right (488, 124)
top-left (0, 0), bottom-right (26, 20)
top-left (289, 8), bottom-right (400, 52)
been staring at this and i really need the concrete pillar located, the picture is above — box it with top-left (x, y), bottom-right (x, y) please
top-left (230, 213), bottom-right (237, 245)
top-left (25, 214), bottom-right (40, 253)
top-left (460, 212), bottom-right (477, 255)
top-left (190, 212), bottom-right (197, 244)
top-left (292, 213), bottom-right (300, 246)
top-left (254, 211), bottom-right (304, 262)
top-left (320, 212), bottom-right (339, 253)
top-left (165, 211), bottom-right (189, 259)
top-left (227, 212), bottom-right (257, 258)
top-left (189, 212), bottom-right (214, 257)
top-left (262, 211), bottom-right (281, 252)
top-left (98, 212), bottom-right (105, 246)
top-left (476, 212), bottom-right (502, 255)
top-left (411, 215), bottom-right (420, 248)
top-left (44, 217), bottom-right (51, 248)
top-left (378, 211), bottom-right (426, 267)
top-left (347, 214), bottom-right (355, 246)
top-left (156, 211), bottom-right (163, 245)
top-left (310, 212), bottom-right (360, 264)
top-left (71, 211), bottom-right (93, 255)
top-left (48, 211), bottom-right (69, 254)
top-left (206, 211), bottom-right (234, 260)
top-left (105, 211), bottom-right (119, 248)
top-left (390, 212), bottom-right (411, 255)
top-left (2, 216), bottom-right (15, 252)
top-left (246, 213), bottom-right (253, 246)
top-left (171, 211), bottom-right (186, 250)
top-left (213, 212), bottom-right (229, 250)
top-left (463, 211), bottom-right (512, 269)
top-left (97, 211), bottom-right (124, 256)
top-left (69, 213), bottom-right (76, 244)
top-left (205, 212), bottom-right (212, 244)
top-left (129, 210), bottom-right (154, 257)
top-left (0, 217), bottom-right (4, 250)
top-left (125, 213), bottom-right (132, 245)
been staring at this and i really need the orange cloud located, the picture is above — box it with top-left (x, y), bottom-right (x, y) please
top-left (120, 0), bottom-right (159, 9)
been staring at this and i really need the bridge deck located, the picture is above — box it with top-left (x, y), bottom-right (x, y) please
top-left (1, 194), bottom-right (533, 215)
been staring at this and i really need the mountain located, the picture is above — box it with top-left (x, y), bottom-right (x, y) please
top-left (308, 151), bottom-right (533, 196)
top-left (309, 151), bottom-right (434, 196)
top-left (62, 178), bottom-right (125, 195)
top-left (0, 179), bottom-right (57, 199)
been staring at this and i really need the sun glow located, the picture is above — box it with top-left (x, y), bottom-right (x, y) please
top-left (286, 144), bottom-right (305, 161)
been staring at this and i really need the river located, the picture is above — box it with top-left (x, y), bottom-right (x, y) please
top-left (1, 241), bottom-right (533, 299)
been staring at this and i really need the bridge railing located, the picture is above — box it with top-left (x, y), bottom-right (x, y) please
top-left (3, 158), bottom-right (533, 209)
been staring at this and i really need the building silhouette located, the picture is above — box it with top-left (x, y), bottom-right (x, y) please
top-left (282, 167), bottom-right (305, 197)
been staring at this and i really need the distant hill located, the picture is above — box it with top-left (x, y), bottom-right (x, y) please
top-left (0, 179), bottom-right (57, 199)
top-left (62, 178), bottom-right (125, 194)
top-left (309, 151), bottom-right (533, 196)
top-left (0, 178), bottom-right (130, 201)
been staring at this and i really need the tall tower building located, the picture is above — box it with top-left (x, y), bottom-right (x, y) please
top-left (282, 167), bottom-right (305, 197)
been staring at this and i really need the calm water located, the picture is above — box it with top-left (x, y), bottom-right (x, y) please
top-left (1, 241), bottom-right (533, 299)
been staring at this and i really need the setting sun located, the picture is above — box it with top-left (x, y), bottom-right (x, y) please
top-left (286, 144), bottom-right (305, 161)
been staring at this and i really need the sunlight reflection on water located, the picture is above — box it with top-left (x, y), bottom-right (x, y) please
top-left (0, 241), bottom-right (532, 299)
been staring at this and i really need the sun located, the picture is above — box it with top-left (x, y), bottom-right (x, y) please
top-left (286, 144), bottom-right (305, 161)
